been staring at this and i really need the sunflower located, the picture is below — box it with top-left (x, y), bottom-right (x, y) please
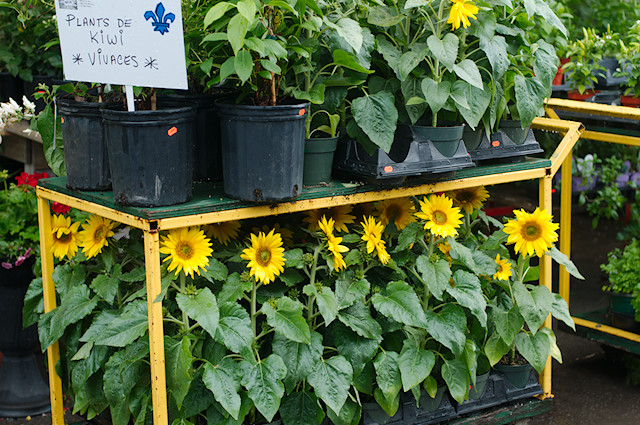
top-left (78, 215), bottom-right (117, 258)
top-left (447, 186), bottom-right (489, 214)
top-left (374, 197), bottom-right (416, 231)
top-left (415, 194), bottom-right (463, 238)
top-left (242, 229), bottom-right (286, 284)
top-left (252, 223), bottom-right (294, 246)
top-left (503, 208), bottom-right (559, 257)
top-left (326, 234), bottom-right (349, 271)
top-left (205, 221), bottom-right (241, 246)
top-left (318, 215), bottom-right (335, 237)
top-left (160, 227), bottom-right (213, 278)
top-left (493, 254), bottom-right (512, 281)
top-left (447, 0), bottom-right (479, 30)
top-left (360, 216), bottom-right (390, 264)
top-left (304, 205), bottom-right (355, 233)
top-left (51, 214), bottom-right (81, 260)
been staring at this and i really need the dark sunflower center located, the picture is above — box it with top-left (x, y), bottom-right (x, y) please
top-left (523, 222), bottom-right (541, 240)
top-left (258, 249), bottom-right (271, 266)
top-left (433, 211), bottom-right (446, 224)
top-left (94, 226), bottom-right (106, 241)
top-left (457, 191), bottom-right (473, 203)
top-left (386, 204), bottom-right (401, 220)
top-left (177, 242), bottom-right (194, 260)
top-left (58, 233), bottom-right (71, 243)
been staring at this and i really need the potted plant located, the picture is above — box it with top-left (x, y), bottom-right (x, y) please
top-left (303, 109), bottom-right (340, 186)
top-left (601, 238), bottom-right (640, 330)
top-left (614, 21), bottom-right (640, 107)
top-left (0, 170), bottom-right (51, 417)
top-left (563, 29), bottom-right (606, 100)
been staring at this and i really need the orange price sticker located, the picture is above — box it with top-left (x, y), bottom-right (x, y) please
top-left (492, 140), bottom-right (500, 147)
top-left (384, 166), bottom-right (393, 173)
top-left (60, 117), bottom-right (65, 124)
top-left (168, 126), bottom-right (178, 137)
top-left (298, 109), bottom-right (306, 116)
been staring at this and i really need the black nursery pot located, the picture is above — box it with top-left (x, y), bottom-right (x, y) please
top-left (0, 257), bottom-right (38, 355)
top-left (102, 102), bottom-right (196, 207)
top-left (58, 98), bottom-right (111, 191)
top-left (0, 72), bottom-right (24, 103)
top-left (216, 100), bottom-right (309, 202)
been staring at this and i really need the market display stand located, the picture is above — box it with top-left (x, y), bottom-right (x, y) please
top-left (0, 121), bottom-right (48, 173)
top-left (36, 117), bottom-right (582, 425)
top-left (545, 99), bottom-right (640, 355)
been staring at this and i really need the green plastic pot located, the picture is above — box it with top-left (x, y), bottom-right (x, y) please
top-left (494, 363), bottom-right (533, 389)
top-left (462, 126), bottom-right (484, 151)
top-left (499, 120), bottom-right (530, 145)
top-left (468, 371), bottom-right (490, 400)
top-left (303, 136), bottom-right (338, 186)
top-left (609, 292), bottom-right (636, 317)
top-left (412, 124), bottom-right (464, 157)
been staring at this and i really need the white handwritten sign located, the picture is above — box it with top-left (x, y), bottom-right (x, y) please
top-left (55, 0), bottom-right (188, 89)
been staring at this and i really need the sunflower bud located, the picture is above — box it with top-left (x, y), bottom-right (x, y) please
top-left (354, 269), bottom-right (365, 280)
top-left (303, 253), bottom-right (315, 266)
top-left (288, 288), bottom-right (300, 299)
top-left (185, 283), bottom-right (197, 296)
top-left (240, 271), bottom-right (253, 282)
top-left (372, 286), bottom-right (382, 294)
top-left (429, 253), bottom-right (440, 264)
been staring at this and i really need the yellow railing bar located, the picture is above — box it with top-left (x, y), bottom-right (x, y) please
top-left (539, 175), bottom-right (554, 397)
top-left (581, 130), bottom-right (640, 147)
top-left (546, 98), bottom-right (640, 120)
top-left (559, 152), bottom-right (573, 304)
top-left (532, 117), bottom-right (584, 176)
top-left (573, 317), bottom-right (640, 344)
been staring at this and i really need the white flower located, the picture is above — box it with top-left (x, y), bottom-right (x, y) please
top-left (22, 96), bottom-right (36, 114)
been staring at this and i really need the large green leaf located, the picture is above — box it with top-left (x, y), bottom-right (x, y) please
top-left (234, 49), bottom-right (253, 83)
top-left (515, 331), bottom-right (550, 373)
top-left (373, 388), bottom-right (400, 417)
top-left (464, 339), bottom-right (478, 386)
top-left (272, 332), bottom-right (323, 393)
top-left (551, 294), bottom-right (575, 331)
top-left (326, 398), bottom-right (361, 425)
top-left (367, 6), bottom-right (405, 27)
top-left (457, 82), bottom-right (491, 130)
top-left (90, 275), bottom-right (119, 304)
top-left (332, 49), bottom-right (372, 74)
top-left (398, 340), bottom-right (435, 391)
top-left (480, 35), bottom-right (509, 80)
top-left (176, 288), bottom-right (219, 340)
top-left (524, 0), bottom-right (567, 37)
top-left (227, 14), bottom-right (248, 54)
top-left (533, 40), bottom-right (558, 92)
top-left (240, 354), bottom-right (287, 422)
top-left (200, 258), bottom-right (229, 282)
top-left (427, 34), bottom-right (459, 72)
top-left (441, 359), bottom-right (468, 404)
top-left (215, 302), bottom-right (253, 356)
top-left (203, 358), bottom-right (242, 420)
top-left (454, 59), bottom-right (483, 89)
top-left (204, 2), bottom-right (232, 27)
top-left (71, 344), bottom-right (109, 390)
top-left (37, 104), bottom-right (65, 176)
top-left (415, 255), bottom-right (451, 300)
top-left (165, 336), bottom-right (193, 409)
top-left (398, 51), bottom-right (423, 81)
top-left (540, 327), bottom-right (562, 364)
top-left (308, 356), bottom-right (353, 414)
top-left (484, 332), bottom-right (510, 366)
top-left (493, 306), bottom-right (525, 346)
top-left (236, 0), bottom-right (256, 22)
top-left (303, 284), bottom-right (338, 325)
top-left (447, 237), bottom-right (476, 272)
top-left (280, 391), bottom-right (325, 425)
top-left (402, 75), bottom-right (428, 124)
top-left (447, 270), bottom-right (487, 327)
top-left (512, 282), bottom-right (547, 335)
top-left (262, 297), bottom-right (311, 344)
top-left (373, 350), bottom-right (402, 403)
top-left (338, 300), bottom-right (382, 340)
top-left (351, 91), bottom-right (398, 153)
top-left (424, 304), bottom-right (466, 356)
top-left (86, 300), bottom-right (148, 347)
top-left (218, 273), bottom-right (253, 304)
top-left (335, 273), bottom-right (370, 309)
top-left (40, 285), bottom-right (98, 350)
top-left (376, 36), bottom-right (402, 79)
top-left (333, 325), bottom-right (379, 379)
top-left (372, 281), bottom-right (429, 329)
top-left (548, 246), bottom-right (584, 280)
top-left (514, 75), bottom-right (546, 127)
top-left (421, 78), bottom-right (451, 118)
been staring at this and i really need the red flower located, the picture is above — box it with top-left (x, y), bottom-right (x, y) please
top-left (51, 202), bottom-right (71, 215)
top-left (15, 171), bottom-right (49, 187)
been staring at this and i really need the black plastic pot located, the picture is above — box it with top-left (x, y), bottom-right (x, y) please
top-left (402, 387), bottom-right (456, 425)
top-left (464, 122), bottom-right (543, 164)
top-left (102, 102), bottom-right (196, 207)
top-left (161, 89), bottom-right (236, 182)
top-left (303, 136), bottom-right (338, 186)
top-left (0, 72), bottom-right (24, 102)
top-left (0, 258), bottom-right (51, 417)
top-left (58, 98), bottom-right (111, 191)
top-left (217, 100), bottom-right (309, 202)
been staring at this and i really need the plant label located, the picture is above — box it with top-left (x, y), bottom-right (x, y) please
top-left (54, 0), bottom-right (188, 89)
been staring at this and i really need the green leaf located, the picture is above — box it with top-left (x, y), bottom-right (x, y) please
top-left (203, 358), bottom-right (242, 420)
top-left (227, 14), bottom-right (248, 54)
top-left (240, 354), bottom-right (287, 422)
top-left (464, 339), bottom-right (477, 386)
top-left (204, 2), bottom-right (232, 27)
top-left (327, 398), bottom-right (361, 425)
top-left (244, 37), bottom-right (265, 55)
top-left (215, 302), bottom-right (253, 356)
top-left (484, 333), bottom-right (510, 366)
top-left (494, 306), bottom-right (525, 346)
top-left (332, 50), bottom-right (372, 74)
top-left (273, 332), bottom-right (323, 393)
top-left (23, 278), bottom-right (44, 328)
top-left (71, 344), bottom-right (109, 389)
top-left (402, 75), bottom-right (428, 124)
top-left (308, 356), bottom-right (353, 414)
top-left (261, 58), bottom-right (282, 75)
top-left (515, 331), bottom-right (550, 373)
top-left (373, 388), bottom-right (400, 417)
top-left (398, 340), bottom-right (435, 392)
top-left (404, 0), bottom-right (429, 8)
top-left (335, 273), bottom-right (370, 309)
top-left (424, 375), bottom-right (438, 398)
top-left (201, 258), bottom-right (229, 282)
top-left (333, 323), bottom-right (380, 377)
top-left (219, 273), bottom-right (253, 304)
top-left (87, 300), bottom-right (148, 347)
top-left (176, 288), bottom-right (219, 339)
top-left (416, 255), bottom-right (451, 301)
top-left (551, 294), bottom-right (575, 331)
top-left (398, 51), bottom-right (423, 81)
top-left (424, 304), bottom-right (466, 356)
top-left (234, 50), bottom-right (253, 83)
top-left (367, 6), bottom-right (405, 27)
top-left (280, 390), bottom-right (325, 425)
top-left (394, 222), bottom-right (423, 253)
top-left (165, 336), bottom-right (193, 409)
top-left (236, 0), bottom-right (256, 22)
top-left (427, 34), bottom-right (458, 72)
top-left (373, 350), bottom-right (402, 403)
top-left (513, 282), bottom-right (547, 335)
top-left (480, 35), bottom-right (509, 80)
top-left (333, 18), bottom-right (363, 53)
top-left (303, 284), bottom-right (338, 325)
top-left (376, 36), bottom-right (402, 79)
top-left (351, 91), bottom-right (398, 153)
top-left (540, 327), bottom-right (562, 364)
top-left (37, 104), bottom-right (65, 176)
top-left (454, 59), bottom-right (483, 89)
top-left (263, 38), bottom-right (288, 59)
top-left (202, 32), bottom-right (228, 43)
top-left (441, 359), bottom-right (469, 404)
top-left (457, 83), bottom-right (491, 130)
top-left (421, 78), bottom-right (450, 118)
top-left (39, 285), bottom-right (97, 350)
top-left (447, 237), bottom-right (476, 271)
top-left (514, 75), bottom-right (546, 128)
top-left (372, 281), bottom-right (429, 329)
top-left (447, 270), bottom-right (487, 327)
top-left (338, 300), bottom-right (383, 340)
top-left (548, 246), bottom-right (584, 280)
top-left (262, 297), bottom-right (311, 344)
top-left (90, 275), bottom-right (119, 304)
top-left (103, 342), bottom-right (149, 421)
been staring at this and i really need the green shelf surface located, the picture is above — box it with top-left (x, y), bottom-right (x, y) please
top-left (38, 157), bottom-right (551, 221)
top-left (568, 309), bottom-right (640, 356)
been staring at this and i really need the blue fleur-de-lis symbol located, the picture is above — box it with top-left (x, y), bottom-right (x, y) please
top-left (144, 2), bottom-right (175, 35)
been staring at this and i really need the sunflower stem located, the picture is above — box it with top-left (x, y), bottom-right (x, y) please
top-left (251, 279), bottom-right (258, 338)
top-left (180, 273), bottom-right (189, 331)
top-left (307, 245), bottom-right (321, 323)
top-left (428, 233), bottom-right (435, 257)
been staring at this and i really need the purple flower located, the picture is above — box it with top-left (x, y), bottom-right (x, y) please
top-left (1, 262), bottom-right (13, 270)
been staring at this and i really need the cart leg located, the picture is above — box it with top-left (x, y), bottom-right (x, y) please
top-left (539, 175), bottom-right (553, 397)
top-left (559, 153), bottom-right (573, 304)
top-left (36, 197), bottom-right (64, 424)
top-left (143, 228), bottom-right (168, 425)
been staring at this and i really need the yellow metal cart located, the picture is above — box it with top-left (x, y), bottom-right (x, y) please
top-left (36, 117), bottom-right (582, 425)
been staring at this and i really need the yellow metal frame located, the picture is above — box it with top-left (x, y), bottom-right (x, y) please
top-left (545, 98), bottom-right (640, 353)
top-left (36, 117), bottom-right (582, 424)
